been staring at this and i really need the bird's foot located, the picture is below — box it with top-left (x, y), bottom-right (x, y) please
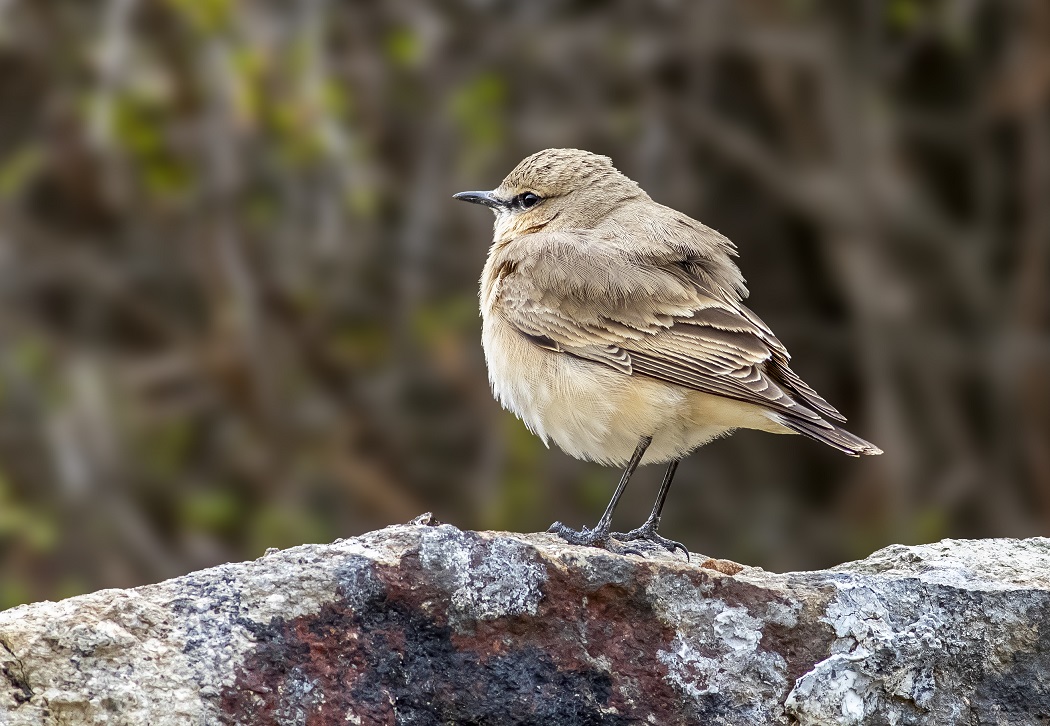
top-left (547, 521), bottom-right (612, 549)
top-left (612, 521), bottom-right (690, 561)
top-left (548, 521), bottom-right (653, 557)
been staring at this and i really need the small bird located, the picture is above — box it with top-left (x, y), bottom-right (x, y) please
top-left (454, 149), bottom-right (881, 557)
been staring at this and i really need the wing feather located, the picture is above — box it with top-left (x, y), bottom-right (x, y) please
top-left (495, 230), bottom-right (848, 428)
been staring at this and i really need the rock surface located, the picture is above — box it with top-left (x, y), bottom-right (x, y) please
top-left (2, 519), bottom-right (1050, 725)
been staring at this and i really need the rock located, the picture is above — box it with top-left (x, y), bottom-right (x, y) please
top-left (2, 522), bottom-right (1050, 725)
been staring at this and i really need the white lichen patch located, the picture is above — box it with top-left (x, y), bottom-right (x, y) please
top-left (240, 537), bottom-right (391, 622)
top-left (833, 537), bottom-right (1050, 591)
top-left (785, 574), bottom-right (1009, 726)
top-left (647, 574), bottom-right (790, 719)
top-left (418, 526), bottom-right (547, 622)
top-left (785, 653), bottom-right (873, 725)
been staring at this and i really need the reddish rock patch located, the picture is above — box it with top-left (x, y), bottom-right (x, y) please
top-left (218, 531), bottom-right (834, 724)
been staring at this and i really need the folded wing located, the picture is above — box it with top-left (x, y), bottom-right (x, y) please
top-left (496, 230), bottom-right (881, 456)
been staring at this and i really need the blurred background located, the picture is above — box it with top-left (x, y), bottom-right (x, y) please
top-left (0, 0), bottom-right (1048, 607)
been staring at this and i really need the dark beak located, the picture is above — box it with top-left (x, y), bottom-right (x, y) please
top-left (453, 190), bottom-right (504, 210)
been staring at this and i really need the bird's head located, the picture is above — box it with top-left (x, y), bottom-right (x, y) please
top-left (454, 148), bottom-right (645, 241)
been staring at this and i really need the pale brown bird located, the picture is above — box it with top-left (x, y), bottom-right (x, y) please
top-left (454, 148), bottom-right (881, 556)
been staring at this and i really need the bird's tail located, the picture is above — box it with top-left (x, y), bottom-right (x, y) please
top-left (775, 415), bottom-right (883, 457)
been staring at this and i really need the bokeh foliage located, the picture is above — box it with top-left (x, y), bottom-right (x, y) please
top-left (0, 0), bottom-right (1048, 607)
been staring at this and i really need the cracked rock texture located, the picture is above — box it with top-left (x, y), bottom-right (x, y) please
top-left (2, 522), bottom-right (1050, 725)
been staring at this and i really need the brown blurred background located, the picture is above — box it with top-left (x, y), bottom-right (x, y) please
top-left (0, 0), bottom-right (1048, 608)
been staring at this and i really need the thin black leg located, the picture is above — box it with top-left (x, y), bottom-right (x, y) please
top-left (649, 459), bottom-right (679, 523)
top-left (547, 436), bottom-right (652, 550)
top-left (613, 459), bottom-right (689, 560)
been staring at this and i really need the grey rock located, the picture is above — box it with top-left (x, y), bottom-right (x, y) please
top-left (1, 524), bottom-right (1049, 724)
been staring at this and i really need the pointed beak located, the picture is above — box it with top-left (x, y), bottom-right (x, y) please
top-left (453, 190), bottom-right (504, 210)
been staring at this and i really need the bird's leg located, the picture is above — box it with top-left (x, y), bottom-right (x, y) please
top-left (548, 435), bottom-right (651, 550)
top-left (613, 459), bottom-right (689, 560)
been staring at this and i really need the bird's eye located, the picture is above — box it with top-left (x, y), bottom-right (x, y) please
top-left (515, 192), bottom-right (542, 210)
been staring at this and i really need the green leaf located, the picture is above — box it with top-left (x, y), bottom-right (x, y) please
top-left (450, 74), bottom-right (507, 147)
top-left (0, 146), bottom-right (42, 199)
top-left (385, 28), bottom-right (421, 68)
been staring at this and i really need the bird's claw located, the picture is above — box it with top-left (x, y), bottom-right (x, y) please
top-left (547, 521), bottom-right (611, 549)
top-left (550, 519), bottom-right (680, 558)
top-left (612, 524), bottom-right (690, 562)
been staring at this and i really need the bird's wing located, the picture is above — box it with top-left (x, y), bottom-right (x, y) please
top-left (496, 230), bottom-right (848, 427)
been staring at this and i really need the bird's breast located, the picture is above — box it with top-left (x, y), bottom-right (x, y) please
top-left (480, 310), bottom-right (739, 466)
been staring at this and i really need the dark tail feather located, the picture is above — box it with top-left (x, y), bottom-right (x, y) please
top-left (776, 415), bottom-right (883, 457)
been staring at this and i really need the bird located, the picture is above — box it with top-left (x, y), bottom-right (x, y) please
top-left (453, 148), bottom-right (881, 557)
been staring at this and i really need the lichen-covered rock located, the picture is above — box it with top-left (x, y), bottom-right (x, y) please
top-left (1, 521), bottom-right (1049, 725)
